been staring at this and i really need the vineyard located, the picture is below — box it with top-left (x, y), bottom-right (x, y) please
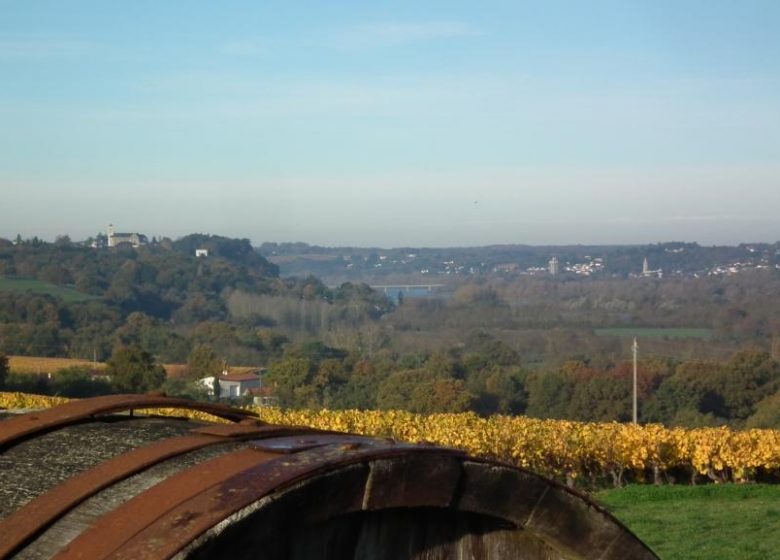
top-left (2, 391), bottom-right (780, 487)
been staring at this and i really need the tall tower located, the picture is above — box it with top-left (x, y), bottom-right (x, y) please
top-left (642, 257), bottom-right (649, 276)
top-left (549, 256), bottom-right (559, 275)
top-left (107, 224), bottom-right (116, 248)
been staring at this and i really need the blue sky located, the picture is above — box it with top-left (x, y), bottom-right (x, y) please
top-left (2, 1), bottom-right (779, 246)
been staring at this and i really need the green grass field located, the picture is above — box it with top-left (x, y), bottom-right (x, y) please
top-left (595, 327), bottom-right (713, 340)
top-left (0, 277), bottom-right (95, 303)
top-left (596, 484), bottom-right (780, 559)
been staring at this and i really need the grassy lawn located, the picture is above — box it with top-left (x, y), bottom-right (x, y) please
top-left (595, 327), bottom-right (713, 340)
top-left (0, 277), bottom-right (95, 303)
top-left (596, 484), bottom-right (780, 560)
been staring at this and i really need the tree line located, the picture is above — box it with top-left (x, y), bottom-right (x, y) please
top-left (3, 234), bottom-right (780, 430)
top-left (3, 335), bottom-right (780, 430)
top-left (0, 235), bottom-right (391, 365)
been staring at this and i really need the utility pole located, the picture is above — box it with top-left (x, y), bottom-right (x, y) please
top-left (632, 338), bottom-right (639, 424)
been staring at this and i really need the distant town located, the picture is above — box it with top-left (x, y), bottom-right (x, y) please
top-left (256, 240), bottom-right (780, 284)
top-left (14, 224), bottom-right (780, 285)
top-left (2, 226), bottom-right (780, 434)
top-left (13, 226), bottom-right (780, 284)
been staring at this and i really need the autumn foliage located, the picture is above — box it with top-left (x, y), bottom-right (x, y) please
top-left (3, 392), bottom-right (780, 487)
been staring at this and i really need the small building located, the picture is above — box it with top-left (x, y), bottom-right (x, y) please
top-left (195, 248), bottom-right (209, 258)
top-left (199, 370), bottom-right (264, 399)
top-left (107, 224), bottom-right (148, 248)
top-left (548, 256), bottom-right (560, 275)
top-left (494, 263), bottom-right (520, 273)
top-left (218, 372), bottom-right (261, 398)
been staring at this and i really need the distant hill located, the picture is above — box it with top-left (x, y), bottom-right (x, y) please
top-left (0, 234), bottom-right (279, 318)
top-left (0, 234), bottom-right (390, 364)
top-left (0, 234), bottom-right (281, 361)
top-left (258, 241), bottom-right (780, 283)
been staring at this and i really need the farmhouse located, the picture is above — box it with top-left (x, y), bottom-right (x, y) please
top-left (218, 371), bottom-right (261, 398)
top-left (200, 369), bottom-right (264, 399)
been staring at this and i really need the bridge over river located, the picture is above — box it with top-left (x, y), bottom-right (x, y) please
top-left (326, 284), bottom-right (446, 302)
top-left (370, 284), bottom-right (446, 302)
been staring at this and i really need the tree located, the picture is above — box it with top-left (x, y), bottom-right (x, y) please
top-left (567, 374), bottom-right (631, 422)
top-left (525, 371), bottom-right (573, 419)
top-left (186, 344), bottom-right (222, 379)
top-left (313, 358), bottom-right (349, 407)
top-left (411, 377), bottom-right (474, 413)
top-left (717, 350), bottom-right (780, 420)
top-left (377, 369), bottom-right (429, 411)
top-left (747, 391), bottom-right (780, 429)
top-left (469, 365), bottom-right (528, 415)
top-left (105, 345), bottom-right (166, 393)
top-left (0, 353), bottom-right (8, 388)
top-left (54, 235), bottom-right (72, 247)
top-left (50, 366), bottom-right (112, 398)
top-left (159, 376), bottom-right (211, 401)
top-left (376, 367), bottom-right (474, 414)
top-left (266, 357), bottom-right (312, 407)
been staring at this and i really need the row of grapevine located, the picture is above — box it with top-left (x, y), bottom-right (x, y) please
top-left (254, 408), bottom-right (780, 485)
top-left (3, 392), bottom-right (779, 485)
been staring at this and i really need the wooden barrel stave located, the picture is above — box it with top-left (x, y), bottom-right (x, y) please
top-left (0, 417), bottom-right (203, 520)
top-left (0, 397), bottom-right (658, 560)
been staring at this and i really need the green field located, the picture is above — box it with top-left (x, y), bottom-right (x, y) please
top-left (596, 484), bottom-right (780, 559)
top-left (595, 327), bottom-right (713, 340)
top-left (0, 277), bottom-right (96, 303)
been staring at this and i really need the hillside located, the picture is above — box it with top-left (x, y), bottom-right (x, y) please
top-left (259, 241), bottom-right (780, 284)
top-left (3, 235), bottom-right (780, 429)
top-left (0, 234), bottom-right (391, 365)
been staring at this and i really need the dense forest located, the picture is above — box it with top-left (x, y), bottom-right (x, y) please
top-left (0, 234), bottom-right (390, 364)
top-left (2, 234), bottom-right (780, 430)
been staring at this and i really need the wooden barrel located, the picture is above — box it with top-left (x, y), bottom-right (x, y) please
top-left (0, 395), bottom-right (658, 560)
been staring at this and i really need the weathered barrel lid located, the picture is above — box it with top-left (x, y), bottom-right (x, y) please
top-left (0, 394), bottom-right (658, 560)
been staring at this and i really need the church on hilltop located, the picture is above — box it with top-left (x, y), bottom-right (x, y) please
top-left (107, 224), bottom-right (148, 248)
top-left (642, 257), bottom-right (663, 278)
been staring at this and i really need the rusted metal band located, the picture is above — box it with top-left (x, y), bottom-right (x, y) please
top-left (0, 394), bottom-right (257, 450)
top-left (189, 423), bottom-right (317, 438)
top-left (110, 444), bottom-right (463, 560)
top-left (54, 436), bottom-right (462, 560)
top-left (0, 424), bottom-right (310, 560)
top-left (52, 447), bottom-right (281, 560)
top-left (0, 434), bottom-right (220, 560)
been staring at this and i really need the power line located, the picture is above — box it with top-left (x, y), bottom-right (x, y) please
top-left (632, 337), bottom-right (638, 424)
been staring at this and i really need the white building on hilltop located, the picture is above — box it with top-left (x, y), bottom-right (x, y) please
top-left (642, 257), bottom-right (663, 278)
top-left (107, 224), bottom-right (148, 248)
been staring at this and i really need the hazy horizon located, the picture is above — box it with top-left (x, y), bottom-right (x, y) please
top-left (5, 226), bottom-right (780, 251)
top-left (3, 1), bottom-right (779, 247)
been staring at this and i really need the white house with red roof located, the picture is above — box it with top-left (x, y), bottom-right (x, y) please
top-left (218, 371), bottom-right (261, 398)
top-left (199, 369), bottom-right (264, 399)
